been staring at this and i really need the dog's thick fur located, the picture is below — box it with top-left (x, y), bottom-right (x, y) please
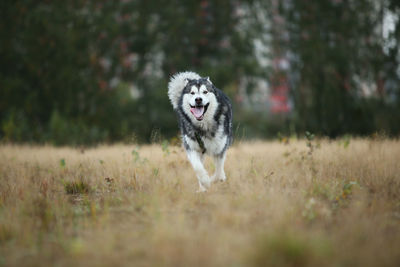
top-left (168, 71), bottom-right (233, 192)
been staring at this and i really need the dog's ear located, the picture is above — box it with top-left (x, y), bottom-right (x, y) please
top-left (205, 77), bottom-right (212, 84)
top-left (184, 78), bottom-right (192, 87)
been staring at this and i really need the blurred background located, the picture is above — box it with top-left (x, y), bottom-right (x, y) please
top-left (1, 0), bottom-right (399, 145)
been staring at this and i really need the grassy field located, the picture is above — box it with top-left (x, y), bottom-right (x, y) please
top-left (0, 138), bottom-right (400, 266)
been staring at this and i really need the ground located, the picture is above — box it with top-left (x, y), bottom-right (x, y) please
top-left (0, 138), bottom-right (400, 266)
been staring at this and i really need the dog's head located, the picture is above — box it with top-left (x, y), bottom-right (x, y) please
top-left (181, 77), bottom-right (217, 122)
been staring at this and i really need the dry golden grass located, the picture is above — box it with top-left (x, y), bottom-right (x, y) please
top-left (0, 139), bottom-right (400, 266)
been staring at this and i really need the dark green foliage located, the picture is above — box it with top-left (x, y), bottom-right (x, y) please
top-left (0, 0), bottom-right (260, 144)
top-left (0, 0), bottom-right (399, 144)
top-left (273, 0), bottom-right (400, 137)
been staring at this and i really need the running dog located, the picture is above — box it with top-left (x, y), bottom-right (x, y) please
top-left (168, 71), bottom-right (233, 192)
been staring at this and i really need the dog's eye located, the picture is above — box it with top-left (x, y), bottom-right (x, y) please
top-left (203, 91), bottom-right (208, 94)
top-left (190, 92), bottom-right (195, 95)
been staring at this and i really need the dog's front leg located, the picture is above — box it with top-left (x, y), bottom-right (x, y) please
top-left (186, 150), bottom-right (211, 192)
top-left (211, 152), bottom-right (227, 182)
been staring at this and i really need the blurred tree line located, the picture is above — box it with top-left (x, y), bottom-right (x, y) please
top-left (271, 0), bottom-right (400, 137)
top-left (0, 0), bottom-right (399, 145)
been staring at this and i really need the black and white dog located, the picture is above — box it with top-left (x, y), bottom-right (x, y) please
top-left (168, 71), bottom-right (233, 192)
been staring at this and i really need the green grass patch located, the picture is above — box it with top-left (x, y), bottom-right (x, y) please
top-left (64, 180), bottom-right (91, 195)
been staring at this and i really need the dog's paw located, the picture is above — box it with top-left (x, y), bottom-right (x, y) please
top-left (202, 178), bottom-right (211, 189)
top-left (197, 181), bottom-right (209, 192)
top-left (211, 172), bottom-right (226, 182)
top-left (197, 173), bottom-right (211, 187)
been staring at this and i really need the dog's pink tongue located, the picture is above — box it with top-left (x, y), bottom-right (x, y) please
top-left (190, 107), bottom-right (204, 118)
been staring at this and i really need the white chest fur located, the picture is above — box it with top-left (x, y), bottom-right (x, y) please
top-left (184, 115), bottom-right (227, 155)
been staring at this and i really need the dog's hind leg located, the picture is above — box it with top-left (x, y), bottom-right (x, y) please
top-left (186, 150), bottom-right (211, 192)
top-left (211, 152), bottom-right (227, 182)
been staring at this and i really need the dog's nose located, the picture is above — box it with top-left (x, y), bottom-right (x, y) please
top-left (195, 98), bottom-right (202, 104)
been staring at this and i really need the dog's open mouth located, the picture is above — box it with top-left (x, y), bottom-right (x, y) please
top-left (190, 103), bottom-right (209, 121)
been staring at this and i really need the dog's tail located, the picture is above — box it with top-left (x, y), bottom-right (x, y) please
top-left (168, 71), bottom-right (201, 109)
